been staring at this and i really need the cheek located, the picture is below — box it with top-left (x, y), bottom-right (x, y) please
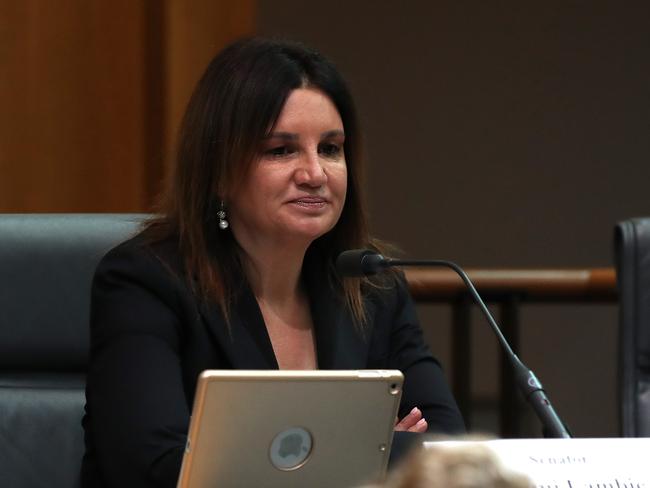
top-left (329, 166), bottom-right (348, 201)
top-left (238, 169), bottom-right (283, 205)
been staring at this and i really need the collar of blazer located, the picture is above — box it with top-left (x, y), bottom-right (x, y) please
top-left (198, 259), bottom-right (370, 371)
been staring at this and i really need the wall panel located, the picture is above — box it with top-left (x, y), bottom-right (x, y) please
top-left (0, 0), bottom-right (254, 212)
top-left (164, 0), bottom-right (255, 175)
top-left (0, 0), bottom-right (146, 211)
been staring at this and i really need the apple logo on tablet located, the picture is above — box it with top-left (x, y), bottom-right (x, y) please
top-left (269, 427), bottom-right (313, 471)
top-left (279, 433), bottom-right (304, 458)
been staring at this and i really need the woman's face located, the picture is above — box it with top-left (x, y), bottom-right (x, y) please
top-left (228, 88), bottom-right (348, 250)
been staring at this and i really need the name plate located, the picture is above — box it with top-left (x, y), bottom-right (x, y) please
top-left (424, 438), bottom-right (650, 487)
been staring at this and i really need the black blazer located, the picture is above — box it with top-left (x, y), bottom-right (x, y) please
top-left (81, 236), bottom-right (464, 487)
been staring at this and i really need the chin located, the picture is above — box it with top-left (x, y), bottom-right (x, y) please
top-left (283, 222), bottom-right (336, 243)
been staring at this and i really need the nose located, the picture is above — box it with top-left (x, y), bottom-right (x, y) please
top-left (294, 150), bottom-right (327, 187)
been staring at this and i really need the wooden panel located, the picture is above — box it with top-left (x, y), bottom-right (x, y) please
top-left (0, 0), bottom-right (146, 212)
top-left (164, 0), bottom-right (255, 174)
top-left (0, 0), bottom-right (255, 212)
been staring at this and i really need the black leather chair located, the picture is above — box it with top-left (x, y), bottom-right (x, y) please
top-left (615, 218), bottom-right (650, 437)
top-left (0, 214), bottom-right (145, 488)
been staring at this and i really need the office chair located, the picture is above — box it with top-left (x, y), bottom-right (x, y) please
top-left (615, 218), bottom-right (650, 437)
top-left (0, 214), bottom-right (144, 488)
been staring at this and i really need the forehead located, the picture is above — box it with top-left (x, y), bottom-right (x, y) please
top-left (272, 88), bottom-right (343, 133)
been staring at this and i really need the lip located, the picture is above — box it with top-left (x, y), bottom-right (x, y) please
top-left (290, 196), bottom-right (328, 203)
top-left (288, 196), bottom-right (329, 208)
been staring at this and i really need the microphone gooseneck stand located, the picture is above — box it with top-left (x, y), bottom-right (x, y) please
top-left (337, 250), bottom-right (571, 439)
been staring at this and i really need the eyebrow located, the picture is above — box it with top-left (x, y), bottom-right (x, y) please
top-left (263, 129), bottom-right (345, 140)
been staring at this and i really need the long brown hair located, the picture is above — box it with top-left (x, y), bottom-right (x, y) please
top-left (146, 37), bottom-right (376, 326)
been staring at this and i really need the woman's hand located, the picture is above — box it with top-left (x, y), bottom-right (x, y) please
top-left (394, 407), bottom-right (428, 433)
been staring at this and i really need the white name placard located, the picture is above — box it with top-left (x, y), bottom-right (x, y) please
top-left (424, 438), bottom-right (650, 487)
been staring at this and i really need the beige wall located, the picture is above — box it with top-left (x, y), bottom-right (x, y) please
top-left (257, 1), bottom-right (650, 436)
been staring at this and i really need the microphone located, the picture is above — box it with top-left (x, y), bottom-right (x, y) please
top-left (336, 249), bottom-right (571, 439)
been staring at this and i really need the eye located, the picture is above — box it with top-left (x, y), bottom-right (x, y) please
top-left (265, 145), bottom-right (295, 158)
top-left (318, 142), bottom-right (342, 158)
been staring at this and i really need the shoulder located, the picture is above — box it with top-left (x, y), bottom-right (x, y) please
top-left (92, 232), bottom-right (191, 319)
top-left (357, 272), bottom-right (418, 341)
top-left (96, 231), bottom-right (184, 284)
top-left (364, 271), bottom-right (412, 312)
top-left (90, 232), bottom-right (192, 349)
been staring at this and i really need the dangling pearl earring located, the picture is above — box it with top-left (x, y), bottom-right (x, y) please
top-left (217, 201), bottom-right (229, 230)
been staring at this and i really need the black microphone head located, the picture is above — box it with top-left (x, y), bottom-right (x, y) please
top-left (336, 249), bottom-right (385, 277)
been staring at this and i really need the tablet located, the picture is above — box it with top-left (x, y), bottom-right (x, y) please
top-left (177, 369), bottom-right (404, 488)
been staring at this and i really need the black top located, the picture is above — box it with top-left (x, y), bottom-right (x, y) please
top-left (81, 236), bottom-right (464, 487)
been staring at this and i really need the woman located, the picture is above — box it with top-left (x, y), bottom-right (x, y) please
top-left (81, 37), bottom-right (464, 487)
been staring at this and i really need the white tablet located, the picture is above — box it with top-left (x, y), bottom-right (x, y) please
top-left (177, 369), bottom-right (404, 488)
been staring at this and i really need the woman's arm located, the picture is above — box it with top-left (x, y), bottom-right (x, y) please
top-left (385, 278), bottom-right (466, 434)
top-left (84, 242), bottom-right (189, 487)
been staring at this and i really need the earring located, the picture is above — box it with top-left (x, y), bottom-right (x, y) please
top-left (217, 201), bottom-right (229, 230)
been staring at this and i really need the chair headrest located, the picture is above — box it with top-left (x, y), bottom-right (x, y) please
top-left (0, 214), bottom-right (146, 370)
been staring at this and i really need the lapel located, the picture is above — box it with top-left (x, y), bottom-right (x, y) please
top-left (200, 281), bottom-right (279, 370)
top-left (157, 236), bottom-right (278, 369)
top-left (304, 259), bottom-right (370, 370)
top-left (198, 253), bottom-right (371, 371)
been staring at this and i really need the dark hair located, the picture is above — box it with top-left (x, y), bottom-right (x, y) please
top-left (146, 37), bottom-right (372, 325)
